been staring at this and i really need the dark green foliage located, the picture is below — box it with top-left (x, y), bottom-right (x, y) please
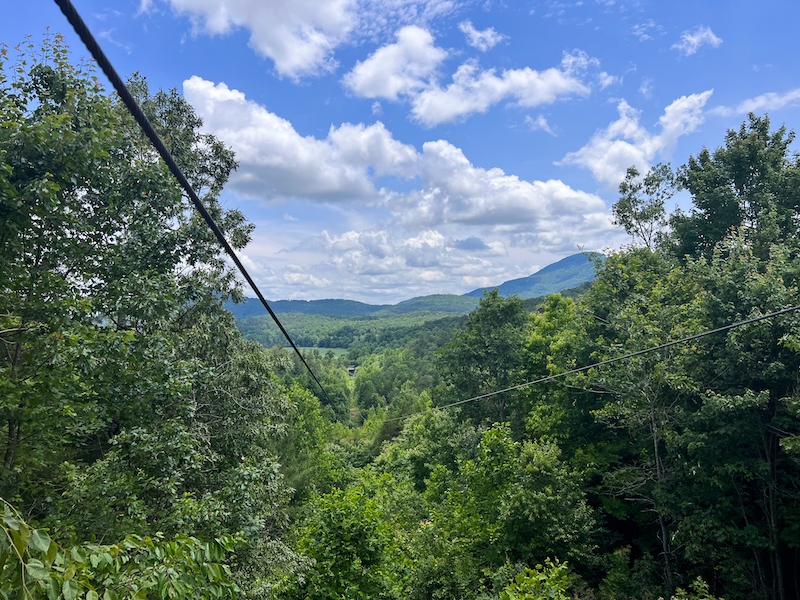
top-left (0, 34), bottom-right (297, 597)
top-left (670, 114), bottom-right (800, 259)
top-left (438, 290), bottom-right (529, 424)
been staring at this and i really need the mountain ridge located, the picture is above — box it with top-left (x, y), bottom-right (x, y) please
top-left (225, 252), bottom-right (599, 319)
top-left (464, 252), bottom-right (600, 299)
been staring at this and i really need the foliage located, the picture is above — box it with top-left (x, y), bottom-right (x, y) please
top-left (0, 498), bottom-right (237, 600)
top-left (6, 33), bottom-right (800, 600)
top-left (280, 486), bottom-right (406, 600)
top-left (670, 113), bottom-right (800, 259)
top-left (0, 33), bottom-right (297, 595)
top-left (438, 290), bottom-right (529, 424)
top-left (498, 559), bottom-right (570, 600)
top-left (613, 163), bottom-right (673, 249)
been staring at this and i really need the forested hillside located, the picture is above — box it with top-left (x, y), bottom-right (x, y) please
top-left (3, 36), bottom-right (800, 600)
top-left (465, 252), bottom-right (600, 298)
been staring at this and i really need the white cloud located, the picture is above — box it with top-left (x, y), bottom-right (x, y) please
top-left (309, 227), bottom-right (514, 296)
top-left (183, 76), bottom-right (419, 200)
top-left (639, 77), bottom-right (653, 99)
top-left (458, 20), bottom-right (506, 51)
top-left (151, 0), bottom-right (456, 79)
top-left (598, 71), bottom-right (620, 89)
top-left (284, 271), bottom-right (331, 287)
top-left (671, 25), bottom-right (722, 57)
top-left (630, 19), bottom-right (661, 41)
top-left (383, 140), bottom-right (614, 249)
top-left (185, 75), bottom-right (615, 254)
top-left (342, 26), bottom-right (447, 100)
top-left (711, 87), bottom-right (800, 117)
top-left (158, 0), bottom-right (355, 78)
top-left (559, 90), bottom-right (713, 187)
top-left (410, 50), bottom-right (596, 127)
top-left (525, 114), bottom-right (556, 136)
top-left (343, 30), bottom-right (598, 126)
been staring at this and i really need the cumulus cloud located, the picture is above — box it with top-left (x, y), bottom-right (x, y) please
top-left (343, 28), bottom-right (598, 126)
top-left (410, 50), bottom-right (596, 127)
top-left (149, 0), bottom-right (456, 79)
top-left (184, 76), bottom-right (420, 200)
top-left (185, 75), bottom-right (615, 252)
top-left (383, 140), bottom-right (614, 250)
top-left (711, 87), bottom-right (800, 117)
top-left (156, 0), bottom-right (354, 78)
top-left (458, 20), bottom-right (506, 51)
top-left (342, 26), bottom-right (447, 100)
top-left (316, 228), bottom-right (498, 284)
top-left (672, 25), bottom-right (722, 57)
top-left (559, 90), bottom-right (713, 187)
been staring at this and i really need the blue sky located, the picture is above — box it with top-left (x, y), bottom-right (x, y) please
top-left (5, 0), bottom-right (800, 303)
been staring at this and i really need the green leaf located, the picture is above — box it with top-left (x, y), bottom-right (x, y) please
top-left (48, 577), bottom-right (61, 600)
top-left (11, 526), bottom-right (30, 557)
top-left (86, 590), bottom-right (99, 600)
top-left (31, 530), bottom-right (52, 553)
top-left (45, 540), bottom-right (59, 565)
top-left (63, 579), bottom-right (79, 600)
top-left (26, 558), bottom-right (51, 580)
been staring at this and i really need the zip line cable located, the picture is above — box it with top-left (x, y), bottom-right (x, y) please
top-left (53, 0), bottom-right (331, 403)
top-left (49, 0), bottom-right (800, 415)
top-left (386, 304), bottom-right (800, 422)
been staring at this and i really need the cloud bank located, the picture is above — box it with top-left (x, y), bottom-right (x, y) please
top-left (184, 75), bottom-right (617, 296)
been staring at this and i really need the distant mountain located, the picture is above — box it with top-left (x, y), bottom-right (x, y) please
top-left (464, 252), bottom-right (601, 299)
top-left (225, 254), bottom-right (600, 319)
top-left (224, 298), bottom-right (390, 320)
top-left (224, 294), bottom-right (478, 320)
top-left (376, 294), bottom-right (480, 315)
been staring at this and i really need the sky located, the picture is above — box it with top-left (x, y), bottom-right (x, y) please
top-left (5, 1), bottom-right (800, 303)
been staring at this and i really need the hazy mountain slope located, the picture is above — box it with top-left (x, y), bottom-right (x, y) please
top-left (464, 252), bottom-right (600, 299)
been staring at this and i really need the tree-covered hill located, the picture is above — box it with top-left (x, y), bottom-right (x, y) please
top-left (465, 251), bottom-right (601, 298)
top-left (225, 293), bottom-right (480, 320)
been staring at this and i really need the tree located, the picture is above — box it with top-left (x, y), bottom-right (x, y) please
top-left (0, 34), bottom-right (301, 594)
top-left (437, 290), bottom-right (528, 424)
top-left (670, 114), bottom-right (800, 259)
top-left (613, 163), bottom-right (673, 250)
top-left (281, 486), bottom-right (406, 600)
top-left (0, 34), bottom-right (250, 505)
